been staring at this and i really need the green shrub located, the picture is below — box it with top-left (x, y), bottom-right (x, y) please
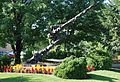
top-left (54, 56), bottom-right (87, 79)
top-left (62, 55), bottom-right (76, 63)
top-left (86, 56), bottom-right (112, 70)
top-left (86, 57), bottom-right (97, 68)
top-left (0, 55), bottom-right (12, 66)
top-left (94, 56), bottom-right (112, 70)
top-left (86, 55), bottom-right (112, 70)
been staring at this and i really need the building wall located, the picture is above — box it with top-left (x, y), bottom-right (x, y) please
top-left (0, 43), bottom-right (12, 55)
top-left (5, 43), bottom-right (12, 51)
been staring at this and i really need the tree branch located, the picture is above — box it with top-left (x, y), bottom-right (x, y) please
top-left (27, 4), bottom-right (95, 63)
top-left (51, 4), bottom-right (94, 35)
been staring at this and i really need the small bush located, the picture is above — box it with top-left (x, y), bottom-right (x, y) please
top-left (0, 55), bottom-right (12, 66)
top-left (54, 56), bottom-right (87, 79)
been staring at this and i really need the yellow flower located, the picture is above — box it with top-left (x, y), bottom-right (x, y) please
top-left (42, 65), bottom-right (44, 71)
top-left (46, 66), bottom-right (49, 72)
top-left (36, 64), bottom-right (40, 70)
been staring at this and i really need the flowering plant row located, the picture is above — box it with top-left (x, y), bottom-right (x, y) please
top-left (0, 65), bottom-right (95, 74)
top-left (0, 64), bottom-right (55, 74)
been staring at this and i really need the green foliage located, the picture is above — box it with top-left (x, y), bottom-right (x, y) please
top-left (93, 56), bottom-right (112, 70)
top-left (86, 57), bottom-right (96, 68)
top-left (86, 55), bottom-right (112, 70)
top-left (0, 0), bottom-right (48, 46)
top-left (22, 50), bottom-right (33, 62)
top-left (43, 50), bottom-right (67, 59)
top-left (0, 55), bottom-right (12, 66)
top-left (54, 56), bottom-right (87, 79)
top-left (0, 0), bottom-right (106, 64)
top-left (44, 0), bottom-right (105, 60)
top-left (99, 0), bottom-right (120, 55)
top-left (44, 41), bottom-right (111, 60)
top-left (62, 55), bottom-right (76, 64)
top-left (43, 45), bottom-right (71, 59)
top-left (74, 41), bottom-right (112, 70)
top-left (68, 41), bottom-right (110, 57)
top-left (0, 0), bottom-right (49, 64)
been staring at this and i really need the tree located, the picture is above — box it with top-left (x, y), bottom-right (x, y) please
top-left (0, 0), bottom-right (105, 64)
top-left (100, 0), bottom-right (120, 55)
top-left (27, 0), bottom-right (106, 63)
top-left (0, 0), bottom-right (48, 64)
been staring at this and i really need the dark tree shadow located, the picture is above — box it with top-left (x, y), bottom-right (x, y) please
top-left (0, 76), bottom-right (29, 82)
top-left (90, 74), bottom-right (118, 82)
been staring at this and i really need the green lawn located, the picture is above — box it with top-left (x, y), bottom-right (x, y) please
top-left (0, 70), bottom-right (120, 82)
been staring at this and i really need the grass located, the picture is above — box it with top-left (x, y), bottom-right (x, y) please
top-left (0, 70), bottom-right (120, 82)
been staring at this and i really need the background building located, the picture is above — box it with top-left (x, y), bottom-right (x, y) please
top-left (0, 43), bottom-right (12, 55)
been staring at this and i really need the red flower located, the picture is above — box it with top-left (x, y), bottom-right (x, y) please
top-left (87, 65), bottom-right (91, 71)
top-left (91, 66), bottom-right (95, 71)
top-left (4, 66), bottom-right (7, 72)
top-left (32, 67), bottom-right (35, 73)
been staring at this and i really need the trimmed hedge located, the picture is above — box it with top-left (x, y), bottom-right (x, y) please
top-left (54, 56), bottom-right (87, 79)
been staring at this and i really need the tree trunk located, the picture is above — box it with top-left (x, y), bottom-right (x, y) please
top-left (15, 38), bottom-right (22, 64)
top-left (27, 4), bottom-right (94, 63)
top-left (12, 0), bottom-right (23, 64)
top-left (15, 51), bottom-right (21, 64)
top-left (27, 39), bottom-right (60, 63)
top-left (11, 39), bottom-right (22, 64)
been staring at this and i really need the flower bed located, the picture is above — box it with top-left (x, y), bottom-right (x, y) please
top-left (0, 64), bottom-right (56, 74)
top-left (0, 64), bottom-right (95, 74)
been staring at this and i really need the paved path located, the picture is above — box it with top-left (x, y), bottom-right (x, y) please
top-left (112, 64), bottom-right (120, 68)
top-left (46, 59), bottom-right (63, 63)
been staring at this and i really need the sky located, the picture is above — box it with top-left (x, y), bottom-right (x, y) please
top-left (104, 0), bottom-right (110, 3)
